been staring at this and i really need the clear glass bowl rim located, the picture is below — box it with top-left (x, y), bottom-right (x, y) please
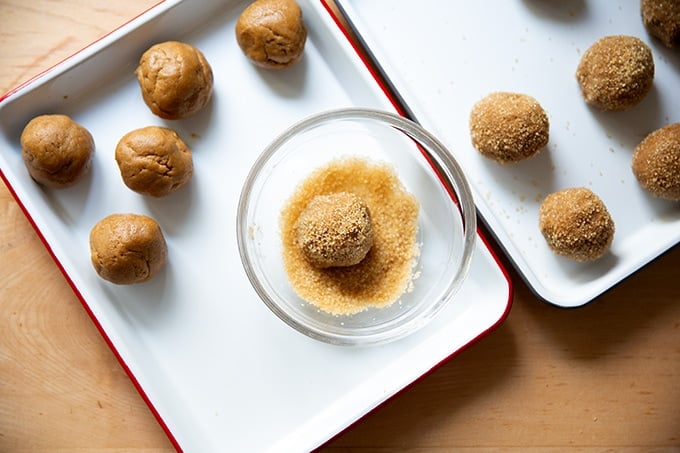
top-left (236, 107), bottom-right (477, 346)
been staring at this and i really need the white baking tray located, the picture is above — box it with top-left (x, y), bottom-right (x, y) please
top-left (336, 0), bottom-right (680, 307)
top-left (0, 0), bottom-right (511, 451)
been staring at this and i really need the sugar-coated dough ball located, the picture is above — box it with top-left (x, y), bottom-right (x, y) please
top-left (20, 114), bottom-right (94, 188)
top-left (115, 126), bottom-right (193, 197)
top-left (576, 35), bottom-right (654, 112)
top-left (295, 192), bottom-right (374, 268)
top-left (632, 122), bottom-right (680, 201)
top-left (90, 213), bottom-right (168, 284)
top-left (641, 0), bottom-right (680, 48)
top-left (469, 92), bottom-right (549, 164)
top-left (135, 41), bottom-right (213, 119)
top-left (539, 188), bottom-right (615, 261)
top-left (235, 0), bottom-right (307, 69)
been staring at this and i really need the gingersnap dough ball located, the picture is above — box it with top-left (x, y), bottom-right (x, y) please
top-left (576, 35), bottom-right (654, 112)
top-left (20, 114), bottom-right (94, 188)
top-left (235, 0), bottom-right (307, 69)
top-left (632, 122), bottom-right (680, 201)
top-left (539, 188), bottom-right (615, 261)
top-left (641, 0), bottom-right (680, 48)
top-left (135, 41), bottom-right (213, 120)
top-left (294, 192), bottom-right (374, 268)
top-left (469, 92), bottom-right (550, 164)
top-left (115, 126), bottom-right (193, 197)
top-left (89, 213), bottom-right (168, 284)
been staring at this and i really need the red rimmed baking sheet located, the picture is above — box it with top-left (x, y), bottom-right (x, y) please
top-left (0, 0), bottom-right (511, 450)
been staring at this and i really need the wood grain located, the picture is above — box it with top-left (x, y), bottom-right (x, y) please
top-left (1, 1), bottom-right (679, 452)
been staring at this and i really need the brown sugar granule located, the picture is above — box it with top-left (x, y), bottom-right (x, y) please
top-left (469, 92), bottom-right (549, 164)
top-left (295, 192), bottom-right (374, 268)
top-left (576, 35), bottom-right (654, 112)
top-left (641, 0), bottom-right (680, 48)
top-left (280, 157), bottom-right (419, 315)
top-left (632, 122), bottom-right (680, 201)
top-left (539, 187), bottom-right (615, 261)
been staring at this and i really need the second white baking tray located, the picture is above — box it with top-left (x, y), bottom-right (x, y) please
top-left (336, 0), bottom-right (680, 307)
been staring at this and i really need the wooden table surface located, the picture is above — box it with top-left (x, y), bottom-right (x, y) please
top-left (1, 1), bottom-right (678, 452)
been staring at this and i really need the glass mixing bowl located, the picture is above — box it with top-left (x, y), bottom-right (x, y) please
top-left (237, 108), bottom-right (476, 346)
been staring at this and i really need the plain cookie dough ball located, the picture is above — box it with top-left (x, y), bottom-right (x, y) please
top-left (641, 0), bottom-right (680, 48)
top-left (20, 114), bottom-right (94, 188)
top-left (235, 0), bottom-right (307, 69)
top-left (89, 213), bottom-right (168, 284)
top-left (115, 126), bottom-right (193, 197)
top-left (539, 187), bottom-right (615, 261)
top-left (294, 192), bottom-right (374, 268)
top-left (469, 92), bottom-right (550, 164)
top-left (135, 41), bottom-right (213, 119)
top-left (632, 122), bottom-right (680, 201)
top-left (576, 35), bottom-right (654, 112)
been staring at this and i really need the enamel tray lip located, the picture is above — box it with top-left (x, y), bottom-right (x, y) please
top-left (334, 0), bottom-right (680, 308)
top-left (0, 0), bottom-right (174, 104)
top-left (0, 0), bottom-right (512, 451)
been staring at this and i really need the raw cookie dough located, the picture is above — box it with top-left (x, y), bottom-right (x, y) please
top-left (469, 92), bottom-right (549, 164)
top-left (235, 0), bottom-right (307, 69)
top-left (20, 114), bottom-right (94, 188)
top-left (135, 41), bottom-right (213, 119)
top-left (576, 35), bottom-right (654, 111)
top-left (280, 157), bottom-right (420, 315)
top-left (632, 122), bottom-right (680, 201)
top-left (641, 0), bottom-right (680, 48)
top-left (115, 126), bottom-right (193, 197)
top-left (294, 192), bottom-right (374, 268)
top-left (89, 213), bottom-right (168, 284)
top-left (539, 187), bottom-right (615, 261)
